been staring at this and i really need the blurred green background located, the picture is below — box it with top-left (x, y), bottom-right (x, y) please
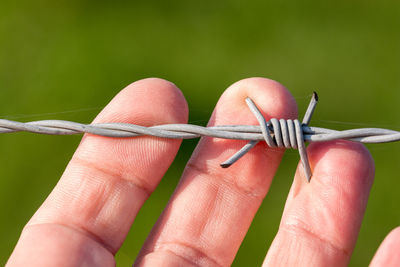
top-left (0, 0), bottom-right (399, 266)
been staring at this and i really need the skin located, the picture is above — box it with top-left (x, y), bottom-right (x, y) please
top-left (6, 77), bottom-right (399, 267)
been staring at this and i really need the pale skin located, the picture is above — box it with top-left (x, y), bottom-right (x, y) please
top-left (6, 77), bottom-right (400, 266)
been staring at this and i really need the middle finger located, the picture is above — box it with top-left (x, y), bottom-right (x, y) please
top-left (135, 77), bottom-right (298, 266)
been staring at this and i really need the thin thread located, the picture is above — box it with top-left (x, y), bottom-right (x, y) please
top-left (313, 119), bottom-right (400, 130)
top-left (0, 107), bottom-right (103, 120)
top-left (0, 93), bottom-right (399, 182)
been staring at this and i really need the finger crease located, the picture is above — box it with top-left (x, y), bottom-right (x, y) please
top-left (282, 222), bottom-right (351, 257)
top-left (155, 241), bottom-right (223, 267)
top-left (185, 161), bottom-right (263, 199)
top-left (25, 222), bottom-right (115, 255)
top-left (71, 156), bottom-right (153, 197)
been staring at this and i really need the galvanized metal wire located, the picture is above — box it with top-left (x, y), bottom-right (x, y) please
top-left (0, 92), bottom-right (399, 182)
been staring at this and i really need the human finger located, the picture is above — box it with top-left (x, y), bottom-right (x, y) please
top-left (7, 78), bottom-right (188, 266)
top-left (135, 77), bottom-right (298, 266)
top-left (370, 227), bottom-right (400, 267)
top-left (263, 140), bottom-right (375, 267)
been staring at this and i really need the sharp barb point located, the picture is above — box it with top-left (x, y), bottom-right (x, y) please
top-left (220, 163), bottom-right (231, 168)
top-left (313, 91), bottom-right (319, 102)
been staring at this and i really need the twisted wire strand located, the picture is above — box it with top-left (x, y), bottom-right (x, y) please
top-left (0, 92), bottom-right (399, 182)
top-left (2, 120), bottom-right (399, 142)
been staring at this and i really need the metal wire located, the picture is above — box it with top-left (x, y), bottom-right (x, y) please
top-left (1, 92), bottom-right (399, 182)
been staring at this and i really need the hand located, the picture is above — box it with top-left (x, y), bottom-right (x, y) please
top-left (6, 78), bottom-right (400, 266)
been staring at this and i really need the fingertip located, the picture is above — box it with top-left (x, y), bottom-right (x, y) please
top-left (389, 226), bottom-right (400, 237)
top-left (370, 226), bottom-right (400, 267)
top-left (75, 76), bottom-right (190, 198)
top-left (213, 77), bottom-right (298, 125)
top-left (307, 140), bottom-right (375, 187)
top-left (379, 226), bottom-right (400, 246)
top-left (132, 78), bottom-right (189, 124)
top-left (95, 77), bottom-right (189, 125)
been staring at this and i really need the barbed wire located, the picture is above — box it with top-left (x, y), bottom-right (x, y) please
top-left (0, 92), bottom-right (399, 182)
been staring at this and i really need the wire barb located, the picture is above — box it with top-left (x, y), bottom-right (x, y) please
top-left (1, 92), bottom-right (400, 183)
top-left (220, 92), bottom-right (318, 182)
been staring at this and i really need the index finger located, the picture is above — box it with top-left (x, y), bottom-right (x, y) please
top-left (7, 78), bottom-right (188, 266)
top-left (136, 78), bottom-right (298, 266)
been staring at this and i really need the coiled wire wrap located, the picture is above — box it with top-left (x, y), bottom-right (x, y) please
top-left (1, 92), bottom-right (400, 182)
top-left (220, 96), bottom-right (314, 181)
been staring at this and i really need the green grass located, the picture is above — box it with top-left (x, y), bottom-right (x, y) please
top-left (1, 1), bottom-right (400, 265)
